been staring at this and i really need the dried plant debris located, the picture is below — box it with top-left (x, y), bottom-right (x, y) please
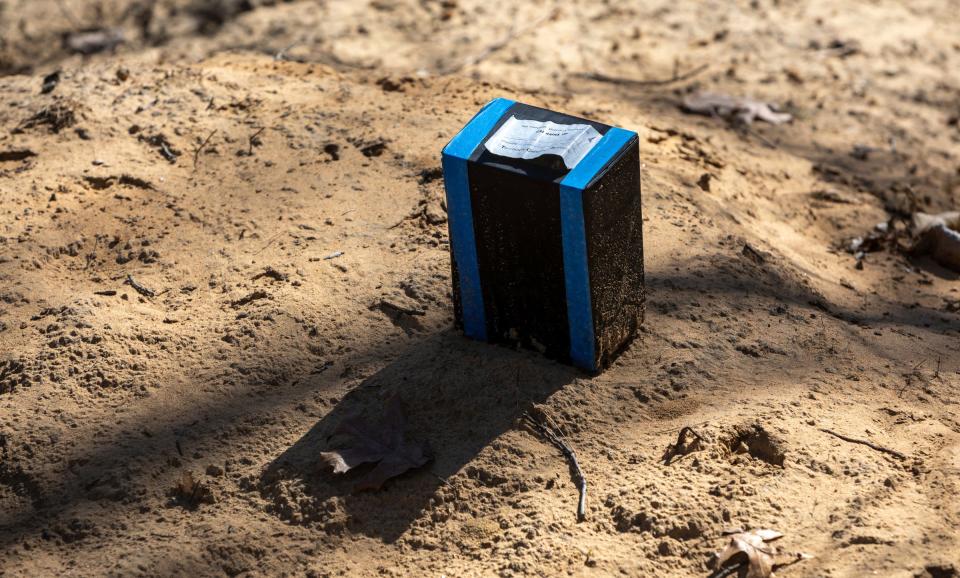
top-left (320, 394), bottom-right (431, 492)
top-left (82, 174), bottom-right (155, 191)
top-left (812, 38), bottom-right (862, 58)
top-left (712, 529), bottom-right (813, 578)
top-left (139, 133), bottom-right (181, 163)
top-left (809, 189), bottom-right (855, 204)
top-left (16, 102), bottom-right (78, 134)
top-left (169, 471), bottom-right (216, 509)
top-left (522, 409), bottom-right (588, 521)
top-left (125, 275), bottom-right (157, 298)
top-left (844, 220), bottom-right (911, 268)
top-left (682, 93), bottom-right (792, 125)
top-left (910, 211), bottom-right (960, 272)
top-left (662, 426), bottom-right (705, 465)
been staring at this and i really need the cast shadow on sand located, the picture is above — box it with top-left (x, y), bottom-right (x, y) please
top-left (260, 330), bottom-right (581, 543)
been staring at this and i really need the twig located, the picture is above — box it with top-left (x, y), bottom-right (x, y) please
top-left (741, 125), bottom-right (778, 149)
top-left (192, 129), bottom-right (217, 170)
top-left (443, 8), bottom-right (558, 75)
top-left (125, 274), bottom-right (156, 298)
top-left (898, 359), bottom-right (928, 397)
top-left (662, 425), bottom-right (705, 465)
top-left (274, 40), bottom-right (301, 61)
top-left (774, 552), bottom-right (814, 572)
top-left (430, 471), bottom-right (454, 488)
top-left (523, 411), bottom-right (587, 522)
top-left (708, 562), bottom-right (745, 578)
top-left (158, 141), bottom-right (177, 162)
top-left (253, 230), bottom-right (285, 254)
top-left (576, 63), bottom-right (709, 88)
top-left (819, 428), bottom-right (906, 460)
top-left (248, 127), bottom-right (266, 156)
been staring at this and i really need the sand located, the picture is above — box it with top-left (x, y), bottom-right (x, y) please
top-left (1, 0), bottom-right (959, 576)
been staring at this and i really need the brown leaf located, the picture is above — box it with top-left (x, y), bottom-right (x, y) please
top-left (682, 93), bottom-right (792, 125)
top-left (910, 211), bottom-right (960, 272)
top-left (170, 470), bottom-right (216, 508)
top-left (320, 394), bottom-right (431, 491)
top-left (715, 529), bottom-right (783, 578)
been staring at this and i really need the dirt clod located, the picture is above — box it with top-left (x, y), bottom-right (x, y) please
top-left (725, 424), bottom-right (788, 467)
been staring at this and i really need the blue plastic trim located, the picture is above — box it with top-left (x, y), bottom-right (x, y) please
top-left (441, 98), bottom-right (515, 340)
top-left (559, 127), bottom-right (635, 370)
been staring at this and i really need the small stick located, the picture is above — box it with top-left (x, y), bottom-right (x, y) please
top-left (576, 63), bottom-right (709, 88)
top-left (192, 129), bottom-right (217, 170)
top-left (819, 428), bottom-right (906, 460)
top-left (708, 562), bottom-right (745, 578)
top-left (248, 127), bottom-right (266, 156)
top-left (125, 274), bottom-right (156, 298)
top-left (274, 40), bottom-right (301, 61)
top-left (253, 230), bottom-right (285, 255)
top-left (662, 425), bottom-right (705, 465)
top-left (158, 141), bottom-right (177, 162)
top-left (898, 359), bottom-right (928, 397)
top-left (741, 125), bottom-right (778, 149)
top-left (523, 411), bottom-right (587, 522)
top-left (430, 471), bottom-right (453, 488)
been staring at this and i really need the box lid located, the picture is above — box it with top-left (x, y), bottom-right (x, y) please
top-left (442, 98), bottom-right (637, 187)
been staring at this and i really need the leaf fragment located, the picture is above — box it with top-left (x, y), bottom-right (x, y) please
top-left (910, 211), bottom-right (960, 272)
top-left (714, 528), bottom-right (783, 578)
top-left (319, 394), bottom-right (431, 491)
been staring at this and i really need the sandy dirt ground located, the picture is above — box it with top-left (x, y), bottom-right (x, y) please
top-left (1, 0), bottom-right (960, 576)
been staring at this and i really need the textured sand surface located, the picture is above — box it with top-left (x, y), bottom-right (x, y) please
top-left (1, 1), bottom-right (960, 576)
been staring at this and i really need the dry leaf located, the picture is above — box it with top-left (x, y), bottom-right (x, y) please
top-left (682, 93), bottom-right (792, 125)
top-left (170, 471), bottom-right (216, 508)
top-left (715, 528), bottom-right (783, 578)
top-left (910, 211), bottom-right (960, 272)
top-left (320, 394), bottom-right (431, 491)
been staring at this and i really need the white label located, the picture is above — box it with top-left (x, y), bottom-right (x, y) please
top-left (483, 116), bottom-right (602, 169)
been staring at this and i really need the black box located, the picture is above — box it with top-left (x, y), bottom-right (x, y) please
top-left (441, 99), bottom-right (643, 372)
